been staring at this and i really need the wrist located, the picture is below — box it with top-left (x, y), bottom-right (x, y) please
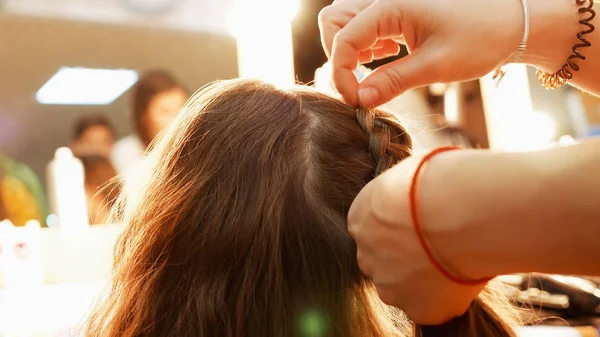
top-left (416, 144), bottom-right (600, 282)
top-left (418, 150), bottom-right (552, 280)
top-left (521, 0), bottom-right (581, 71)
top-left (415, 150), bottom-right (499, 280)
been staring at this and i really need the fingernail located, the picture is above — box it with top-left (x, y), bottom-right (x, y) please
top-left (359, 87), bottom-right (379, 107)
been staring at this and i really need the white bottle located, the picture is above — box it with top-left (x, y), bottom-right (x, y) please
top-left (46, 147), bottom-right (89, 230)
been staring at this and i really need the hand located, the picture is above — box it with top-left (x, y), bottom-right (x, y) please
top-left (319, 0), bottom-right (524, 107)
top-left (347, 156), bottom-right (487, 325)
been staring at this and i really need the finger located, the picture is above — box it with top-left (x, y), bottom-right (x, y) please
top-left (372, 50), bottom-right (399, 61)
top-left (318, 5), bottom-right (339, 58)
top-left (361, 40), bottom-right (399, 63)
top-left (372, 40), bottom-right (386, 49)
top-left (392, 36), bottom-right (406, 45)
top-left (318, 5), bottom-right (338, 58)
top-left (318, 0), bottom-right (376, 58)
top-left (373, 39), bottom-right (398, 51)
top-left (358, 44), bottom-right (444, 107)
top-left (331, 0), bottom-right (402, 106)
top-left (331, 50), bottom-right (360, 106)
top-left (359, 50), bottom-right (374, 64)
top-left (372, 40), bottom-right (401, 60)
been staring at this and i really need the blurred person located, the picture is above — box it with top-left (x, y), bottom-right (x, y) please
top-left (0, 154), bottom-right (46, 226)
top-left (111, 70), bottom-right (189, 177)
top-left (78, 155), bottom-right (121, 224)
top-left (86, 80), bottom-right (515, 337)
top-left (71, 114), bottom-right (116, 158)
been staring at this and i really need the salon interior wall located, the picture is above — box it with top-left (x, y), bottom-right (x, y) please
top-left (582, 94), bottom-right (600, 125)
top-left (526, 67), bottom-right (575, 138)
top-left (581, 94), bottom-right (600, 138)
top-left (450, 81), bottom-right (489, 148)
top-left (438, 67), bottom-right (580, 150)
top-left (526, 65), bottom-right (600, 139)
top-left (1, 0), bottom-right (233, 33)
top-left (0, 0), bottom-right (238, 184)
top-left (480, 64), bottom-right (587, 151)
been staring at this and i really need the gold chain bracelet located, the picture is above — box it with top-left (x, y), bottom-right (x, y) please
top-left (536, 0), bottom-right (596, 89)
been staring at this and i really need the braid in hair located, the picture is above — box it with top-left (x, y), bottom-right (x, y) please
top-left (355, 108), bottom-right (516, 337)
top-left (355, 108), bottom-right (412, 176)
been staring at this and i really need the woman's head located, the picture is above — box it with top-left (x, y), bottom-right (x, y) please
top-left (87, 79), bottom-right (514, 337)
top-left (131, 70), bottom-right (189, 147)
top-left (71, 114), bottom-right (115, 158)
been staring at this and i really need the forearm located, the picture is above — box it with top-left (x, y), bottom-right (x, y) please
top-left (523, 0), bottom-right (600, 95)
top-left (423, 141), bottom-right (600, 279)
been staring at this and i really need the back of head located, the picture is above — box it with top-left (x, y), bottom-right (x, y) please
top-left (87, 79), bottom-right (514, 337)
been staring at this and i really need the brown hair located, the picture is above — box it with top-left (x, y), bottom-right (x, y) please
top-left (73, 114), bottom-right (115, 141)
top-left (131, 70), bottom-right (187, 147)
top-left (86, 79), bottom-right (516, 337)
top-left (78, 155), bottom-right (121, 223)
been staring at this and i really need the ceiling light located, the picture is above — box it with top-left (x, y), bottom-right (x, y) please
top-left (36, 67), bottom-right (139, 105)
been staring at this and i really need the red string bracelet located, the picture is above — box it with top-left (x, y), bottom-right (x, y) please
top-left (409, 147), bottom-right (491, 286)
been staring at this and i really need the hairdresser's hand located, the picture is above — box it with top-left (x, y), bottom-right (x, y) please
top-left (348, 156), bottom-right (487, 325)
top-left (319, 0), bottom-right (525, 107)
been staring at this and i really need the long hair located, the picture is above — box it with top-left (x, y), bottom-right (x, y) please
top-left (131, 70), bottom-right (187, 147)
top-left (79, 156), bottom-right (120, 204)
top-left (78, 155), bottom-right (121, 224)
top-left (87, 79), bottom-right (515, 337)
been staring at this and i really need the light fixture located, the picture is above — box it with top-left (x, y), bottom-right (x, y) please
top-left (228, 0), bottom-right (300, 88)
top-left (36, 67), bottom-right (139, 105)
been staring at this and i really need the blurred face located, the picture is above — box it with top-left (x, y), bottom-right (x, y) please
top-left (145, 88), bottom-right (188, 141)
top-left (72, 125), bottom-right (114, 157)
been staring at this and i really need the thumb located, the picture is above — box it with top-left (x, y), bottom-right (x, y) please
top-left (358, 45), bottom-right (443, 107)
